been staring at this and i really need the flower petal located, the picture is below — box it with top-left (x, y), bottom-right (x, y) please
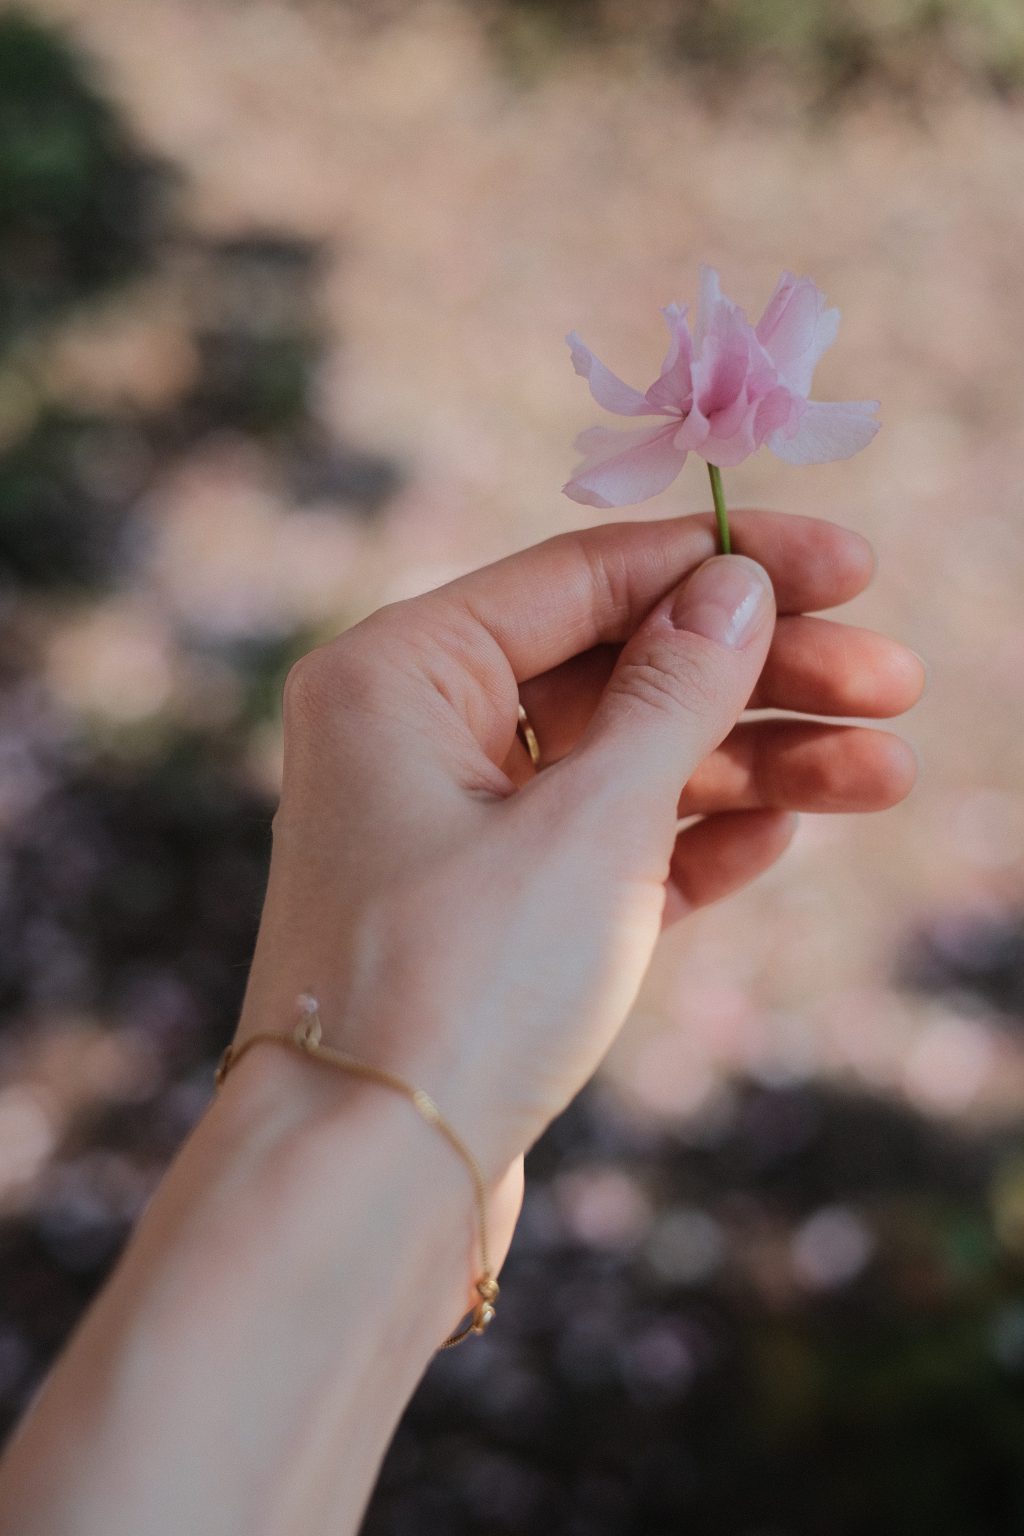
top-left (754, 384), bottom-right (801, 443)
top-left (566, 331), bottom-right (659, 417)
top-left (687, 301), bottom-right (776, 468)
top-left (696, 320), bottom-right (752, 418)
top-left (702, 420), bottom-right (760, 468)
top-left (769, 399), bottom-right (880, 465)
top-left (645, 304), bottom-right (694, 413)
top-left (563, 421), bottom-right (687, 508)
top-left (756, 273), bottom-right (840, 397)
top-left (693, 264), bottom-right (723, 351)
top-left (673, 404), bottom-right (709, 454)
top-left (659, 303), bottom-right (688, 371)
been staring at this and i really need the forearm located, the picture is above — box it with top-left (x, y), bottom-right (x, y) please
top-left (0, 1044), bottom-right (482, 1536)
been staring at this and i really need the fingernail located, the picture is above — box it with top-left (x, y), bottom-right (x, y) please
top-left (910, 649), bottom-right (930, 694)
top-left (670, 556), bottom-right (773, 648)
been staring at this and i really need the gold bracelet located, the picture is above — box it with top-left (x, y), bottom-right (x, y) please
top-left (213, 994), bottom-right (498, 1351)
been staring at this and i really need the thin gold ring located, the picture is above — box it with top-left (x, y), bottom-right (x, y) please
top-left (517, 702), bottom-right (541, 769)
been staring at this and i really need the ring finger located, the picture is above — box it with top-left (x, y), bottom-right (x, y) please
top-left (513, 615), bottom-right (924, 771)
top-left (676, 719), bottom-right (918, 817)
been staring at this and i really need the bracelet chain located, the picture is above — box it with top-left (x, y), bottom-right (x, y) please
top-left (213, 995), bottom-right (498, 1350)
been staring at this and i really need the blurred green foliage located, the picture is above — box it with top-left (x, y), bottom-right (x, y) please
top-left (684, 0), bottom-right (1024, 94)
top-left (486, 0), bottom-right (1024, 97)
top-left (0, 22), bottom-right (395, 595)
top-left (0, 10), bottom-right (169, 347)
top-left (0, 408), bottom-right (147, 589)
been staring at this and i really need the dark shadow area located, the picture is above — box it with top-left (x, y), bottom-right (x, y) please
top-left (0, 16), bottom-right (401, 600)
top-left (0, 229), bottom-right (401, 598)
top-left (0, 10), bottom-right (173, 348)
top-left (367, 1080), bottom-right (1024, 1536)
top-left (902, 908), bottom-right (1024, 1028)
top-left (163, 234), bottom-right (401, 511)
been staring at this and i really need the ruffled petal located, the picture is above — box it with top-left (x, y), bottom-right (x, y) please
top-left (696, 332), bottom-right (749, 419)
top-left (693, 264), bottom-right (723, 351)
top-left (754, 384), bottom-right (801, 443)
top-left (769, 399), bottom-right (880, 465)
top-left (673, 403), bottom-right (710, 453)
top-left (645, 304), bottom-right (694, 413)
top-left (659, 303), bottom-right (688, 371)
top-left (566, 271), bottom-right (877, 492)
top-left (563, 421), bottom-right (688, 508)
top-left (755, 273), bottom-right (840, 397)
top-left (687, 301), bottom-right (775, 467)
top-left (566, 331), bottom-right (659, 417)
top-left (702, 416), bottom-right (761, 468)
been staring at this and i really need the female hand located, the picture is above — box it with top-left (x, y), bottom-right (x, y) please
top-left (233, 510), bottom-right (922, 1276)
top-left (0, 512), bottom-right (923, 1536)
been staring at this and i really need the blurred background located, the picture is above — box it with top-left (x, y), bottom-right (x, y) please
top-left (1, 1), bottom-right (1023, 1530)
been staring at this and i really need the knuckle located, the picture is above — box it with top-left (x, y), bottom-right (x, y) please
top-left (281, 648), bottom-right (331, 722)
top-left (609, 642), bottom-right (719, 722)
top-left (579, 536), bottom-right (631, 639)
top-left (281, 631), bottom-right (387, 727)
top-left (357, 599), bottom-right (412, 638)
top-left (801, 747), bottom-right (836, 804)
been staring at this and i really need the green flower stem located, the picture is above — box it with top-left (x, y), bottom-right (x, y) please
top-left (707, 462), bottom-right (731, 554)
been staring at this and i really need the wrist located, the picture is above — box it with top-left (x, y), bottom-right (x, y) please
top-left (236, 966), bottom-right (527, 1187)
top-left (0, 1027), bottom-right (496, 1536)
top-left (206, 1036), bottom-right (486, 1342)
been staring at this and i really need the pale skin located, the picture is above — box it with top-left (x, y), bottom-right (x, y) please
top-left (0, 510), bottom-right (923, 1536)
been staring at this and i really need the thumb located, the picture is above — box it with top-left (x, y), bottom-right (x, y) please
top-left (572, 554), bottom-right (775, 824)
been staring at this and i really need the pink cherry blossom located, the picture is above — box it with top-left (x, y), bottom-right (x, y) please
top-left (563, 266), bottom-right (879, 509)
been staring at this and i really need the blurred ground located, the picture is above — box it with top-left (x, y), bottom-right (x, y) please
top-left (2, 3), bottom-right (1024, 1532)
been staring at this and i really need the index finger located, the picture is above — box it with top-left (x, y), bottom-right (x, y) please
top-left (428, 510), bottom-right (874, 685)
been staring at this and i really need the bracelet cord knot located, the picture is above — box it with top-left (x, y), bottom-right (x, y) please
top-left (214, 995), bottom-right (497, 1351)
